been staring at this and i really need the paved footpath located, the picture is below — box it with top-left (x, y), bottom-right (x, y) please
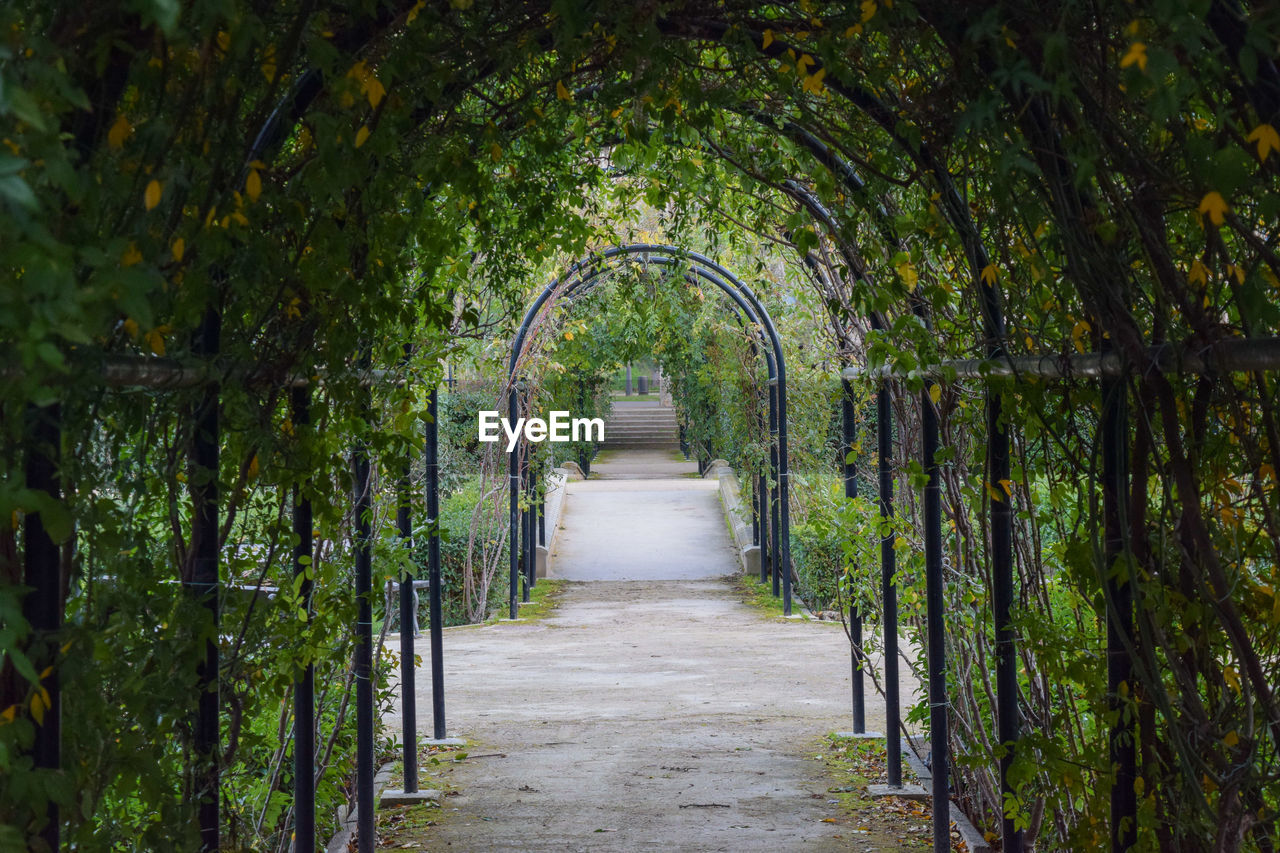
top-left (386, 450), bottom-right (917, 851)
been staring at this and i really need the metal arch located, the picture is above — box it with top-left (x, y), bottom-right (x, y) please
top-left (566, 260), bottom-right (785, 589)
top-left (506, 245), bottom-right (794, 616)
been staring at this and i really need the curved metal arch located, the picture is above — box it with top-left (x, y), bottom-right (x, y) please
top-left (506, 245), bottom-right (793, 619)
top-left (564, 260), bottom-right (785, 590)
top-left (562, 256), bottom-right (778, 380)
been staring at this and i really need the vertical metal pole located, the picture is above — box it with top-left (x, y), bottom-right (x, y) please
top-left (537, 451), bottom-right (547, 547)
top-left (398, 371), bottom-right (418, 793)
top-left (778, 376), bottom-right (794, 616)
top-left (878, 382), bottom-right (901, 787)
top-left (768, 383), bottom-right (781, 598)
top-left (521, 439), bottom-right (532, 603)
top-left (923, 385), bottom-right (949, 852)
top-left (758, 468), bottom-right (770, 584)
top-left (291, 387), bottom-right (315, 853)
top-left (23, 402), bottom-right (61, 852)
top-left (1102, 376), bottom-right (1134, 852)
top-left (841, 380), bottom-right (866, 734)
top-left (352, 353), bottom-right (375, 853)
top-left (190, 308), bottom-right (221, 851)
top-left (988, 386), bottom-right (1019, 851)
top-left (751, 472), bottom-right (760, 545)
top-left (524, 444), bottom-right (535, 594)
top-left (426, 386), bottom-right (447, 742)
top-left (508, 384), bottom-right (520, 619)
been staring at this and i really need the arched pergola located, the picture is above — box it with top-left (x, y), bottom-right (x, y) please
top-left (505, 244), bottom-right (795, 617)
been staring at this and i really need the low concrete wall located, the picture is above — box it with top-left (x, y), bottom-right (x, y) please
top-left (704, 459), bottom-right (760, 576)
top-left (535, 467), bottom-right (571, 578)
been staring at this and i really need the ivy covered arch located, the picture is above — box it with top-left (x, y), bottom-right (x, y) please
top-left (6, 3), bottom-right (1280, 853)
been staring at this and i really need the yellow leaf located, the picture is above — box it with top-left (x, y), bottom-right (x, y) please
top-left (144, 327), bottom-right (167, 356)
top-left (247, 454), bottom-right (260, 479)
top-left (38, 665), bottom-right (52, 680)
top-left (563, 330), bottom-right (574, 341)
top-left (216, 30), bottom-right (231, 53)
top-left (30, 687), bottom-right (48, 726)
top-left (0, 705), bottom-right (16, 725)
top-left (1246, 123), bottom-right (1280, 161)
top-left (365, 76), bottom-right (386, 109)
top-left (1199, 191), bottom-right (1228, 227)
top-left (896, 261), bottom-right (918, 290)
top-left (556, 80), bottom-right (573, 102)
top-left (1120, 42), bottom-right (1147, 72)
top-left (762, 29), bottom-right (774, 49)
top-left (246, 169), bottom-right (262, 202)
top-left (354, 126), bottom-right (370, 148)
top-left (1224, 730), bottom-right (1240, 748)
top-left (490, 142), bottom-right (502, 163)
top-left (407, 0), bottom-right (426, 23)
top-left (107, 115), bottom-right (132, 149)
top-left (1072, 319), bottom-right (1092, 354)
top-left (998, 478), bottom-right (1013, 497)
top-left (861, 0), bottom-right (877, 22)
top-left (171, 237), bottom-right (185, 262)
top-left (121, 243), bottom-right (142, 267)
top-left (802, 67), bottom-right (827, 95)
top-left (928, 384), bottom-right (941, 405)
top-left (144, 179), bottom-right (162, 211)
top-left (122, 318), bottom-right (139, 339)
top-left (1223, 665), bottom-right (1241, 695)
top-left (1188, 259), bottom-right (1208, 287)
top-left (980, 263), bottom-right (999, 285)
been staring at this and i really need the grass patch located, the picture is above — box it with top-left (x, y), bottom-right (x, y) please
top-left (512, 577), bottom-right (565, 621)
top-left (731, 573), bottom-right (790, 619)
top-left (817, 734), bottom-right (947, 850)
top-left (376, 741), bottom-right (479, 851)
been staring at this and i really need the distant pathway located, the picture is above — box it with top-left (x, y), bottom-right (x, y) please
top-left (386, 447), bottom-right (918, 851)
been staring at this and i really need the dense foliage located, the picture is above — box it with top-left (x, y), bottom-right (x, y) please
top-left (4, 1), bottom-right (1280, 850)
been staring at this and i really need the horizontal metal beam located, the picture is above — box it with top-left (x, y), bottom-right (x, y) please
top-left (2, 355), bottom-right (402, 390)
top-left (841, 337), bottom-right (1280, 382)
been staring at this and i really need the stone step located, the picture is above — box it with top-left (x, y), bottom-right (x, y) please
top-left (606, 414), bottom-right (678, 424)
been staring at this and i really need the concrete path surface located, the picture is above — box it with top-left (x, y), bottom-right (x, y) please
top-left (385, 449), bottom-right (918, 851)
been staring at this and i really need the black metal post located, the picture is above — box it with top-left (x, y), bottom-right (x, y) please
top-left (352, 358), bottom-right (375, 853)
top-left (841, 380), bottom-right (866, 735)
top-left (190, 308), bottom-right (221, 851)
top-left (520, 440), bottom-right (532, 604)
top-left (508, 383), bottom-right (520, 619)
top-left (769, 383), bottom-right (781, 599)
top-left (923, 385), bottom-right (949, 852)
top-left (398, 385), bottom-right (418, 793)
top-left (290, 387), bottom-right (315, 853)
top-left (878, 382), bottom-right (901, 786)
top-left (758, 468), bottom-right (770, 584)
top-left (989, 386), bottom-right (1019, 851)
top-left (750, 473), bottom-right (760, 545)
top-left (1102, 376), bottom-right (1134, 852)
top-left (524, 443), bottom-right (535, 595)
top-left (23, 402), bottom-right (61, 852)
top-left (537, 452), bottom-right (547, 547)
top-left (426, 386), bottom-right (447, 741)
